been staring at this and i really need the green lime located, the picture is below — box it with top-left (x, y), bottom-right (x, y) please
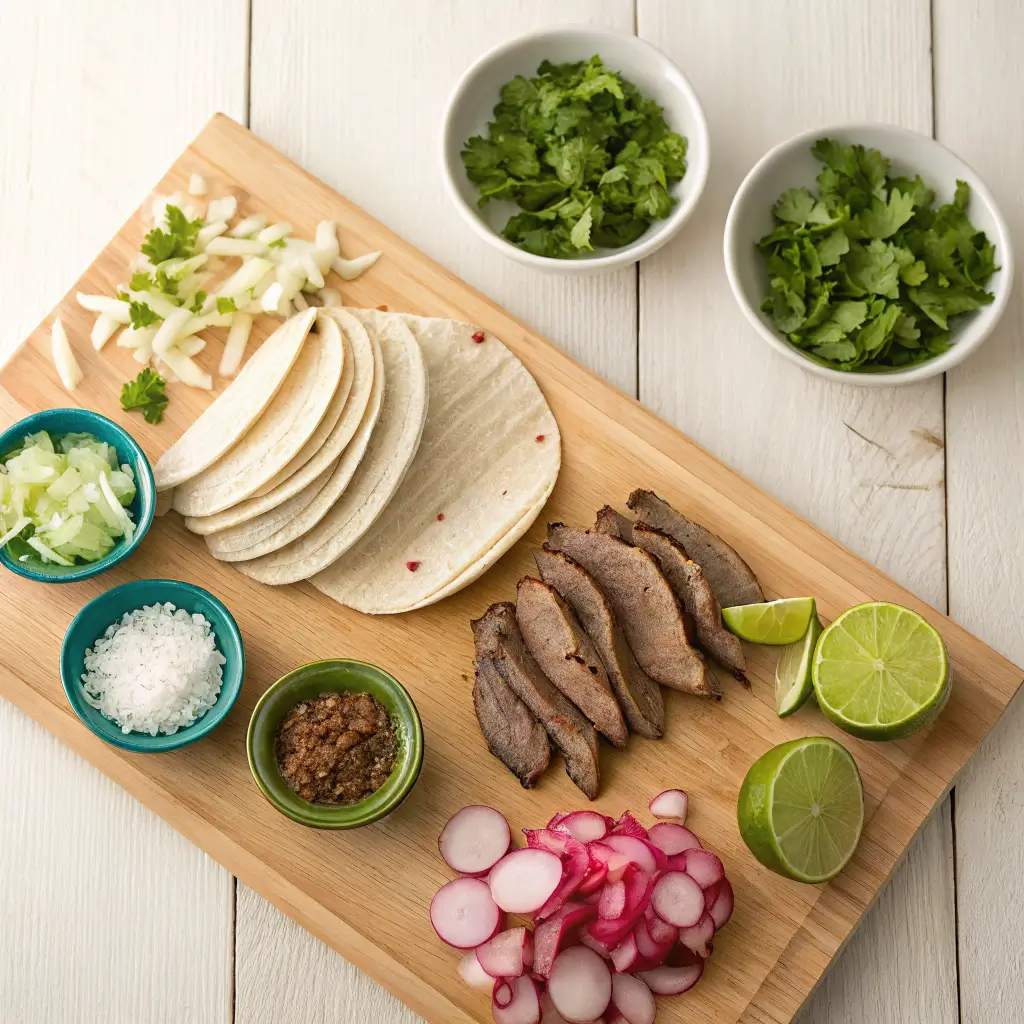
top-left (722, 597), bottom-right (816, 645)
top-left (775, 612), bottom-right (822, 717)
top-left (737, 736), bottom-right (864, 883)
top-left (812, 602), bottom-right (950, 741)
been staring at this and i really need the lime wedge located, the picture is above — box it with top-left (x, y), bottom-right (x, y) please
top-left (775, 612), bottom-right (822, 717)
top-left (737, 736), bottom-right (864, 883)
top-left (722, 597), bottom-right (815, 645)
top-left (812, 602), bottom-right (950, 741)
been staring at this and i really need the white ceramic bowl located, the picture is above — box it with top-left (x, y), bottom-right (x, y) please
top-left (440, 26), bottom-right (709, 274)
top-left (724, 123), bottom-right (1014, 385)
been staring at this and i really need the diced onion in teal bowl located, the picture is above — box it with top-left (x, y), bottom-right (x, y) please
top-left (60, 579), bottom-right (246, 753)
top-left (0, 408), bottom-right (155, 583)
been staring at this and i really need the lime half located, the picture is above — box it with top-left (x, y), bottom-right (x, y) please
top-left (775, 612), bottom-right (823, 717)
top-left (812, 602), bottom-right (950, 741)
top-left (722, 597), bottom-right (815, 645)
top-left (737, 736), bottom-right (864, 883)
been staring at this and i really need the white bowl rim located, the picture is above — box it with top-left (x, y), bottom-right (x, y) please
top-left (723, 121), bottom-right (1015, 386)
top-left (440, 24), bottom-right (710, 272)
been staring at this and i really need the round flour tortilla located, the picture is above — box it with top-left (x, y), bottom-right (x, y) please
top-left (182, 308), bottom-right (375, 536)
top-left (310, 313), bottom-right (560, 613)
top-left (153, 308), bottom-right (316, 490)
top-left (173, 314), bottom-right (344, 516)
top-left (233, 309), bottom-right (427, 582)
top-left (204, 317), bottom-right (386, 560)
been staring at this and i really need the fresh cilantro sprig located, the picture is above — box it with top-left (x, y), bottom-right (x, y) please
top-left (141, 204), bottom-right (203, 264)
top-left (757, 139), bottom-right (998, 371)
top-left (460, 55), bottom-right (687, 258)
top-left (216, 296), bottom-right (238, 314)
top-left (120, 368), bottom-right (168, 425)
top-left (128, 301), bottom-right (160, 330)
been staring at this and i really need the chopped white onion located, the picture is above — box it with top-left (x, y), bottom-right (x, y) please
top-left (90, 314), bottom-right (119, 351)
top-left (188, 174), bottom-right (207, 196)
top-left (318, 287), bottom-right (342, 307)
top-left (260, 281), bottom-right (288, 315)
top-left (159, 348), bottom-right (211, 389)
top-left (206, 196), bottom-right (237, 223)
top-left (230, 214), bottom-right (267, 238)
top-left (331, 251), bottom-right (381, 281)
top-left (51, 317), bottom-right (83, 392)
top-left (257, 221), bottom-right (292, 245)
top-left (175, 336), bottom-right (207, 357)
top-left (300, 251), bottom-right (325, 289)
top-left (195, 221), bottom-right (229, 252)
top-left (220, 314), bottom-right (253, 377)
top-left (151, 307), bottom-right (193, 355)
top-left (76, 294), bottom-right (131, 322)
top-left (216, 257), bottom-right (274, 299)
top-left (292, 292), bottom-right (309, 311)
top-left (128, 290), bottom-right (180, 320)
top-left (116, 325), bottom-right (157, 350)
top-left (205, 236), bottom-right (267, 257)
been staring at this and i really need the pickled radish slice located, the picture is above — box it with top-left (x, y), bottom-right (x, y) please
top-left (553, 810), bottom-right (611, 843)
top-left (598, 880), bottom-right (627, 920)
top-left (648, 822), bottom-right (702, 857)
top-left (438, 805), bottom-right (510, 876)
top-left (679, 912), bottom-right (715, 957)
top-left (650, 871), bottom-right (705, 928)
top-left (709, 878), bottom-right (734, 931)
top-left (493, 979), bottom-right (514, 1008)
top-left (492, 976), bottom-right (540, 1024)
top-left (610, 931), bottom-right (639, 973)
top-left (682, 849), bottom-right (726, 889)
top-left (649, 789), bottom-right (688, 821)
top-left (603, 834), bottom-right (660, 875)
top-left (457, 951), bottom-right (492, 989)
top-left (476, 927), bottom-right (532, 979)
top-left (547, 947), bottom-right (612, 1022)
top-left (610, 973), bottom-right (656, 1024)
top-left (636, 962), bottom-right (704, 995)
top-left (429, 877), bottom-right (501, 949)
top-left (488, 849), bottom-right (563, 914)
top-left (533, 902), bottom-right (596, 978)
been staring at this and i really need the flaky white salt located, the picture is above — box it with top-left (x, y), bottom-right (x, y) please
top-left (81, 601), bottom-right (226, 735)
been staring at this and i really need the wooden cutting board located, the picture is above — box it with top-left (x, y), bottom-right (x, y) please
top-left (0, 115), bottom-right (1018, 1024)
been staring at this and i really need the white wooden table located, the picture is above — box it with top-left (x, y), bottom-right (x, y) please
top-left (0, 2), bottom-right (1020, 1021)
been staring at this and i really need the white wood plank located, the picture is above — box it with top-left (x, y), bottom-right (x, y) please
top-left (240, 1), bottom-right (634, 1020)
top-left (637, 3), bottom-right (958, 1022)
top-left (0, 3), bottom-right (247, 1020)
top-left (934, 3), bottom-right (1024, 1021)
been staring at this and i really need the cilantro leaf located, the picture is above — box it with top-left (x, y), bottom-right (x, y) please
top-left (128, 301), bottom-right (160, 330)
top-left (120, 368), bottom-right (168, 425)
top-left (267, 238), bottom-right (286, 249)
top-left (130, 271), bottom-right (154, 292)
top-left (216, 296), bottom-right (238, 315)
top-left (141, 204), bottom-right (202, 264)
top-left (189, 291), bottom-right (207, 314)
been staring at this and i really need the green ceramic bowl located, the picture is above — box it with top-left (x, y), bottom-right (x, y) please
top-left (247, 660), bottom-right (423, 829)
top-left (61, 579), bottom-right (245, 753)
top-left (0, 408), bottom-right (156, 583)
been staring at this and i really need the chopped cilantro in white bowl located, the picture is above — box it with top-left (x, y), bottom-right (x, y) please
top-left (725, 124), bottom-right (1013, 384)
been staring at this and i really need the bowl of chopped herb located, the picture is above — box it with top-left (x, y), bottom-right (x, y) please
top-left (724, 124), bottom-right (1013, 384)
top-left (441, 26), bottom-right (709, 272)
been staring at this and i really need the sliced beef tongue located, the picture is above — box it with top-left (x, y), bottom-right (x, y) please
top-left (633, 524), bottom-right (748, 681)
top-left (516, 576), bottom-right (628, 748)
top-left (546, 523), bottom-right (717, 698)
top-left (472, 602), bottom-right (602, 800)
top-left (595, 504), bottom-right (631, 540)
top-left (534, 546), bottom-right (664, 739)
top-left (627, 489), bottom-right (763, 608)
top-left (472, 645), bottom-right (551, 790)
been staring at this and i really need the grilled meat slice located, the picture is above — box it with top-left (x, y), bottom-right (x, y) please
top-left (534, 546), bottom-right (664, 739)
top-left (627, 489), bottom-right (763, 608)
top-left (517, 577), bottom-right (628, 748)
top-left (472, 648), bottom-right (551, 789)
top-left (472, 602), bottom-right (601, 800)
top-left (595, 504), bottom-right (630, 539)
top-left (633, 524), bottom-right (747, 679)
top-left (546, 524), bottom-right (716, 698)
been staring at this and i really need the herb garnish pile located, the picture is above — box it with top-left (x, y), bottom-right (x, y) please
top-left (461, 56), bottom-right (687, 258)
top-left (121, 368), bottom-right (169, 424)
top-left (757, 139), bottom-right (998, 371)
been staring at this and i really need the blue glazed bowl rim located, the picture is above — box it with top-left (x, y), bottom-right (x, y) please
top-left (0, 407), bottom-right (156, 583)
top-left (60, 578), bottom-right (246, 753)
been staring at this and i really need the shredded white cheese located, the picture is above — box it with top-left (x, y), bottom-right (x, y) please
top-left (81, 602), bottom-right (226, 735)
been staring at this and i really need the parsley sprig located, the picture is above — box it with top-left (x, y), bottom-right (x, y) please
top-left (757, 139), bottom-right (998, 371)
top-left (120, 368), bottom-right (168, 425)
top-left (140, 204), bottom-right (203, 264)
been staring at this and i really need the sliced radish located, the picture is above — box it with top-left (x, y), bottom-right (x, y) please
top-left (603, 834), bottom-right (661, 876)
top-left (683, 848), bottom-right (725, 889)
top-left (586, 864), bottom-right (653, 947)
top-left (533, 902), bottom-right (596, 978)
top-left (703, 880), bottom-right (722, 911)
top-left (587, 841), bottom-right (615, 864)
top-left (489, 849), bottom-right (563, 915)
top-left (598, 880), bottom-right (627, 920)
top-left (494, 979), bottom-right (514, 1008)
top-left (709, 877), bottom-right (734, 931)
top-left (524, 829), bottom-right (590, 919)
top-left (605, 854), bottom-right (632, 884)
top-left (607, 1012), bottom-right (629, 1024)
top-left (636, 961), bottom-right (704, 996)
top-left (493, 976), bottom-right (540, 1024)
top-left (438, 805), bottom-right (510, 876)
top-left (546, 811), bottom-right (571, 830)
top-left (650, 871), bottom-right (705, 928)
top-left (539, 992), bottom-right (571, 1024)
top-left (679, 912), bottom-right (715, 957)
top-left (477, 927), bottom-right (531, 979)
top-left (643, 905), bottom-right (678, 946)
top-left (648, 822), bottom-right (702, 857)
top-left (610, 931), bottom-right (639, 973)
top-left (430, 877), bottom-right (502, 949)
top-left (552, 810), bottom-right (611, 844)
top-left (610, 973), bottom-right (656, 1024)
top-left (548, 947), bottom-right (613, 1023)
top-left (577, 860), bottom-right (608, 895)
top-left (457, 951), bottom-right (492, 989)
top-left (579, 931), bottom-right (613, 960)
top-left (649, 789), bottom-right (688, 821)
top-left (610, 811), bottom-right (648, 840)
top-left (633, 917), bottom-right (671, 962)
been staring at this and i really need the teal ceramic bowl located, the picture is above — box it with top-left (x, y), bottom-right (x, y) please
top-left (247, 660), bottom-right (423, 829)
top-left (0, 408), bottom-right (156, 583)
top-left (61, 579), bottom-right (245, 753)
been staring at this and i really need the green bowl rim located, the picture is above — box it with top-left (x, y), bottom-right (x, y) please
top-left (0, 408), bottom-right (156, 583)
top-left (247, 658), bottom-right (424, 829)
top-left (60, 578), bottom-right (246, 753)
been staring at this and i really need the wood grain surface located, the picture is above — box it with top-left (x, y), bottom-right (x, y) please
top-left (0, 113), bottom-right (1020, 1024)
